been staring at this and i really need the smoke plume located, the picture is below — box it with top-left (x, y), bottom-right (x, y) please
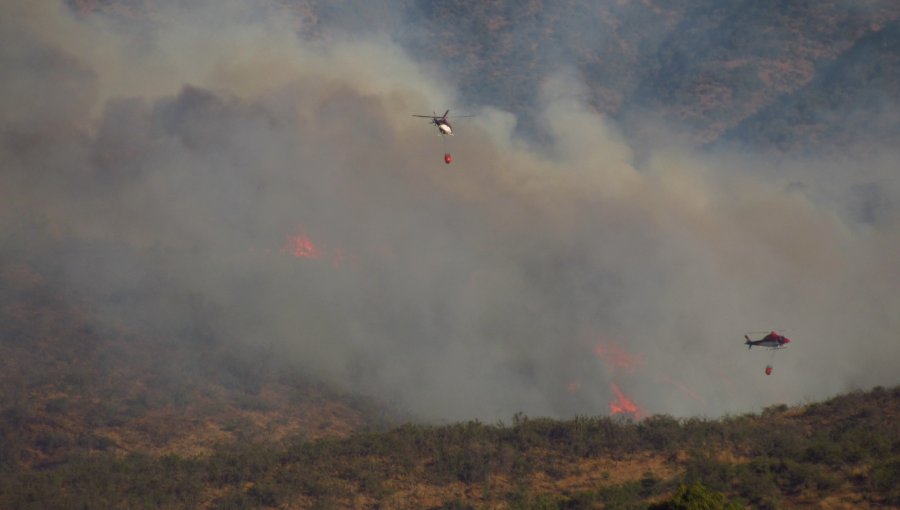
top-left (3, 1), bottom-right (899, 421)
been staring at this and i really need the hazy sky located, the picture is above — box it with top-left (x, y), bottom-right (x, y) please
top-left (3, 1), bottom-right (898, 421)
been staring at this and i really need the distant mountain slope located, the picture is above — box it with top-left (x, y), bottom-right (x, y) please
top-left (399, 0), bottom-right (900, 148)
top-left (70, 0), bottom-right (900, 149)
top-left (720, 19), bottom-right (900, 151)
top-left (625, 0), bottom-right (900, 142)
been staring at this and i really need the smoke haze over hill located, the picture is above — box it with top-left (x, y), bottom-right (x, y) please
top-left (2, 1), bottom-right (899, 422)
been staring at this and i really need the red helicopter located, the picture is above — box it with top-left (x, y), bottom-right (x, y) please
top-left (744, 331), bottom-right (791, 350)
top-left (411, 110), bottom-right (474, 164)
top-left (744, 331), bottom-right (791, 375)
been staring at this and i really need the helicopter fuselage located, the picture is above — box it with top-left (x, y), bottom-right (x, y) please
top-left (435, 120), bottom-right (453, 135)
top-left (745, 333), bottom-right (790, 349)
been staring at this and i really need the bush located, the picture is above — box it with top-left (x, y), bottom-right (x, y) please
top-left (648, 481), bottom-right (742, 509)
top-left (506, 490), bottom-right (564, 510)
top-left (595, 480), bottom-right (643, 508)
top-left (731, 460), bottom-right (780, 509)
top-left (683, 450), bottom-right (733, 492)
top-left (430, 500), bottom-right (475, 510)
top-left (638, 415), bottom-right (682, 452)
top-left (870, 458), bottom-right (900, 505)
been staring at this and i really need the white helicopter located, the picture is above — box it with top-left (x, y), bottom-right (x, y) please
top-left (412, 110), bottom-right (474, 164)
top-left (411, 109), bottom-right (473, 136)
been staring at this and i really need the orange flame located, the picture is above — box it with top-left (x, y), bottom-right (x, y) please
top-left (283, 228), bottom-right (322, 259)
top-left (593, 341), bottom-right (644, 372)
top-left (609, 383), bottom-right (644, 419)
top-left (279, 227), bottom-right (362, 269)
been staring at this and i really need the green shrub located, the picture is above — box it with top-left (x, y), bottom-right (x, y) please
top-left (870, 458), bottom-right (900, 505)
top-left (648, 481), bottom-right (742, 509)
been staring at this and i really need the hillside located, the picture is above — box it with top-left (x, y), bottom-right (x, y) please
top-left (2, 243), bottom-right (898, 507)
top-left (0, 248), bottom-right (389, 470)
top-left (1, 385), bottom-right (897, 508)
top-left (3, 2), bottom-right (900, 509)
top-left (397, 0), bottom-right (900, 149)
top-left (4, 230), bottom-right (897, 509)
top-left (73, 0), bottom-right (900, 149)
top-left (719, 19), bottom-right (900, 152)
top-left (69, 0), bottom-right (900, 152)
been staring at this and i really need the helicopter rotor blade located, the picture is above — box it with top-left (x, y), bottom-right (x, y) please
top-left (412, 113), bottom-right (476, 119)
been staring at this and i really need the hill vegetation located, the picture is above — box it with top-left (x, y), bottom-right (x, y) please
top-left (1, 381), bottom-right (897, 508)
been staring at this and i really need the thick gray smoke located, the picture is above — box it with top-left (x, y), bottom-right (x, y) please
top-left (3, 1), bottom-right (899, 421)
